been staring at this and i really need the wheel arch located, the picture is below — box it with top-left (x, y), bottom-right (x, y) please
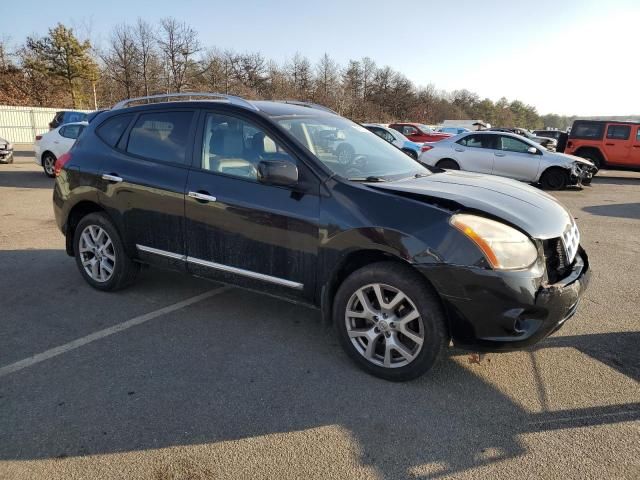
top-left (436, 158), bottom-right (459, 168)
top-left (574, 146), bottom-right (606, 165)
top-left (64, 201), bottom-right (109, 256)
top-left (41, 150), bottom-right (56, 164)
top-left (319, 248), bottom-right (447, 334)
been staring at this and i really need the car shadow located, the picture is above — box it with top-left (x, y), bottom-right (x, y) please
top-left (0, 264), bottom-right (638, 478)
top-left (0, 169), bottom-right (52, 189)
top-left (591, 177), bottom-right (640, 186)
top-left (582, 203), bottom-right (640, 220)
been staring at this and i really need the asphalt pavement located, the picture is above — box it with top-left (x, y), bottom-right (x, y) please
top-left (1, 147), bottom-right (639, 479)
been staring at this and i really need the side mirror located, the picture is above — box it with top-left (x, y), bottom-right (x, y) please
top-left (527, 146), bottom-right (538, 154)
top-left (257, 159), bottom-right (298, 186)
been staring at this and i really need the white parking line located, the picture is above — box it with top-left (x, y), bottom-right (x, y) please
top-left (0, 286), bottom-right (230, 379)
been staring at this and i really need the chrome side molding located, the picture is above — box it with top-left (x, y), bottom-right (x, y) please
top-left (135, 244), bottom-right (303, 290)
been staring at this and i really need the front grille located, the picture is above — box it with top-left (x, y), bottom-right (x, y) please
top-left (544, 238), bottom-right (571, 284)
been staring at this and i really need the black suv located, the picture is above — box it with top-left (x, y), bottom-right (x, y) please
top-left (53, 93), bottom-right (590, 381)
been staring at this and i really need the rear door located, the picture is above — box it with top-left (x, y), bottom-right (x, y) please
top-left (453, 133), bottom-right (495, 174)
top-left (96, 109), bottom-right (196, 268)
top-left (492, 135), bottom-right (541, 181)
top-left (603, 124), bottom-right (632, 165)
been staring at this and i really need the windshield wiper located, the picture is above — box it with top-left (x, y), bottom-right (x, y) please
top-left (347, 176), bottom-right (387, 182)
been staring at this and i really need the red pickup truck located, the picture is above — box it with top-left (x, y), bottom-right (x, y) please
top-left (565, 120), bottom-right (640, 170)
top-left (389, 123), bottom-right (452, 143)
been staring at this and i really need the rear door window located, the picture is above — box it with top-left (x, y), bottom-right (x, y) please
top-left (606, 125), bottom-right (631, 140)
top-left (457, 134), bottom-right (494, 149)
top-left (97, 114), bottom-right (134, 147)
top-left (126, 111), bottom-right (195, 165)
top-left (571, 122), bottom-right (604, 139)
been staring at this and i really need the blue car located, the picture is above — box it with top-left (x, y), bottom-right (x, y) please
top-left (363, 123), bottom-right (423, 159)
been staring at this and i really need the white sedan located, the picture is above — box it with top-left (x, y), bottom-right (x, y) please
top-left (419, 130), bottom-right (596, 189)
top-left (34, 121), bottom-right (87, 177)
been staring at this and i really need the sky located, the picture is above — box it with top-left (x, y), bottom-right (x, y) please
top-left (4, 0), bottom-right (640, 116)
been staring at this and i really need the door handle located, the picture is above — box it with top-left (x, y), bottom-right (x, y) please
top-left (454, 148), bottom-right (465, 152)
top-left (495, 152), bottom-right (506, 157)
top-left (633, 145), bottom-right (640, 148)
top-left (605, 143), bottom-right (615, 146)
top-left (101, 173), bottom-right (123, 183)
top-left (188, 191), bottom-right (217, 203)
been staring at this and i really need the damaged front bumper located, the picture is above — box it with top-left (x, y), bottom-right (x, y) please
top-left (417, 248), bottom-right (591, 352)
top-left (570, 162), bottom-right (596, 186)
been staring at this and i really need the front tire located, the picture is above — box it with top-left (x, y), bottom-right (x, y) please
top-left (42, 152), bottom-right (56, 178)
top-left (540, 168), bottom-right (569, 190)
top-left (333, 261), bottom-right (448, 381)
top-left (73, 212), bottom-right (139, 291)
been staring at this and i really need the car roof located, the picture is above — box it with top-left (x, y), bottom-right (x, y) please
top-left (573, 119), bottom-right (640, 126)
top-left (58, 121), bottom-right (89, 127)
top-left (103, 99), bottom-right (337, 119)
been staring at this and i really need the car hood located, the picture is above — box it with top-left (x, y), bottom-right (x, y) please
top-left (548, 151), bottom-right (595, 167)
top-left (370, 170), bottom-right (573, 239)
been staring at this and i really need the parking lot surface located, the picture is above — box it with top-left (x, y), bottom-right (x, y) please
top-left (1, 147), bottom-right (639, 479)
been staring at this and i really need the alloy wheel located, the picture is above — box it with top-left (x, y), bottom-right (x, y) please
top-left (79, 225), bottom-right (116, 282)
top-left (345, 283), bottom-right (425, 368)
top-left (43, 155), bottom-right (56, 176)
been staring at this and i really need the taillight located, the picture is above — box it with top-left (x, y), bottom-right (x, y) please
top-left (54, 152), bottom-right (72, 177)
top-left (421, 145), bottom-right (434, 153)
top-left (35, 135), bottom-right (42, 141)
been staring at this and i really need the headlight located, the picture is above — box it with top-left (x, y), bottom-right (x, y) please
top-left (450, 214), bottom-right (538, 270)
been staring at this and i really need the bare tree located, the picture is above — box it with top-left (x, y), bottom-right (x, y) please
top-left (101, 24), bottom-right (139, 99)
top-left (135, 19), bottom-right (158, 97)
top-left (314, 53), bottom-right (339, 105)
top-left (157, 18), bottom-right (200, 93)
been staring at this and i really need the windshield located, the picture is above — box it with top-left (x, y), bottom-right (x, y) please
top-left (275, 115), bottom-right (429, 180)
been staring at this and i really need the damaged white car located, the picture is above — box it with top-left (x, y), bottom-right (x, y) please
top-left (419, 130), bottom-right (596, 190)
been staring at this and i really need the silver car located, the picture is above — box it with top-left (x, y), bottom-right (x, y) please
top-left (419, 131), bottom-right (596, 190)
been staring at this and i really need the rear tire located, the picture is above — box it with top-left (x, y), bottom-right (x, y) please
top-left (540, 168), bottom-right (569, 190)
top-left (42, 152), bottom-right (56, 178)
top-left (436, 159), bottom-right (460, 170)
top-left (73, 212), bottom-right (139, 291)
top-left (333, 261), bottom-right (448, 381)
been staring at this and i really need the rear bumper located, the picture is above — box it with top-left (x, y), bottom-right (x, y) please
top-left (417, 248), bottom-right (590, 351)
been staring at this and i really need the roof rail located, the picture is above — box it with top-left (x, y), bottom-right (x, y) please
top-left (112, 92), bottom-right (259, 111)
top-left (276, 100), bottom-right (338, 115)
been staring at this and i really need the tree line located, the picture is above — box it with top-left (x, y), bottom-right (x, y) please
top-left (0, 20), bottom-right (576, 129)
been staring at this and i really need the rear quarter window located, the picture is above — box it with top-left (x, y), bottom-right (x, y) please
top-left (570, 122), bottom-right (604, 140)
top-left (97, 114), bottom-right (135, 147)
